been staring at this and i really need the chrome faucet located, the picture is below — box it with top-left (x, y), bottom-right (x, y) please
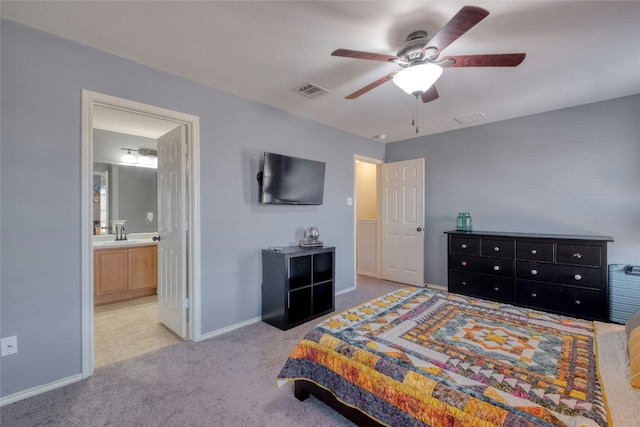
top-left (114, 225), bottom-right (128, 241)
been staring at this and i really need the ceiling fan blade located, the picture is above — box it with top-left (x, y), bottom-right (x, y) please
top-left (332, 48), bottom-right (399, 63)
top-left (345, 72), bottom-right (398, 99)
top-left (440, 53), bottom-right (526, 67)
top-left (424, 6), bottom-right (489, 54)
top-left (421, 85), bottom-right (439, 103)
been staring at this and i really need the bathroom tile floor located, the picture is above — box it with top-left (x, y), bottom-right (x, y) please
top-left (94, 295), bottom-right (183, 368)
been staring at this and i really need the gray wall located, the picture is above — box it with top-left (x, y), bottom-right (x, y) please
top-left (386, 95), bottom-right (640, 287)
top-left (93, 129), bottom-right (157, 165)
top-left (0, 20), bottom-right (384, 397)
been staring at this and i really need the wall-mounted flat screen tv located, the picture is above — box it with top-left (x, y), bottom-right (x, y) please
top-left (258, 152), bottom-right (325, 205)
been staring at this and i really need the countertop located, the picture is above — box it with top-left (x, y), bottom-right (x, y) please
top-left (93, 232), bottom-right (158, 248)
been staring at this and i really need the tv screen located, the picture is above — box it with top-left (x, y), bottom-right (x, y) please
top-left (259, 152), bottom-right (325, 205)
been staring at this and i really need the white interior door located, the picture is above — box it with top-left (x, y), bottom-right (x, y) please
top-left (381, 158), bottom-right (425, 286)
top-left (157, 125), bottom-right (187, 337)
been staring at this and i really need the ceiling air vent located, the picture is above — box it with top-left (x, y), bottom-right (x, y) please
top-left (293, 82), bottom-right (330, 99)
top-left (455, 113), bottom-right (487, 125)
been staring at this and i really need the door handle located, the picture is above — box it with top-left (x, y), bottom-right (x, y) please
top-left (417, 227), bottom-right (423, 232)
top-left (153, 236), bottom-right (161, 241)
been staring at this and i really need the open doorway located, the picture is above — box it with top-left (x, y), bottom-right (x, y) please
top-left (91, 107), bottom-right (180, 367)
top-left (354, 155), bottom-right (382, 285)
top-left (81, 90), bottom-right (201, 377)
top-left (354, 156), bottom-right (426, 289)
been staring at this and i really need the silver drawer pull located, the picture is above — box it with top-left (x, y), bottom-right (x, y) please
top-left (494, 246), bottom-right (500, 252)
top-left (572, 253), bottom-right (582, 259)
top-left (531, 249), bottom-right (537, 255)
top-left (575, 300), bottom-right (581, 305)
top-left (493, 266), bottom-right (500, 271)
top-left (531, 293), bottom-right (537, 298)
top-left (531, 269), bottom-right (538, 275)
top-left (461, 243), bottom-right (467, 249)
top-left (574, 274), bottom-right (582, 280)
top-left (494, 287), bottom-right (499, 291)
top-left (461, 281), bottom-right (467, 286)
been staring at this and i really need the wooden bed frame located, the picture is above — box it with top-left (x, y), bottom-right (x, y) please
top-left (294, 380), bottom-right (384, 427)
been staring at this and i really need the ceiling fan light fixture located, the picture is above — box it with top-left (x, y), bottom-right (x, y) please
top-left (392, 63), bottom-right (443, 96)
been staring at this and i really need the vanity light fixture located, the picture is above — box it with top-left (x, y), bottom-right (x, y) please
top-left (122, 149), bottom-right (137, 164)
top-left (137, 154), bottom-right (152, 165)
top-left (121, 148), bottom-right (158, 167)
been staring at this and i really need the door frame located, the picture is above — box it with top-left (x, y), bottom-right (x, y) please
top-left (353, 154), bottom-right (383, 288)
top-left (81, 90), bottom-right (202, 378)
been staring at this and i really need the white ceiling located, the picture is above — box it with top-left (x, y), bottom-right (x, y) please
top-left (93, 105), bottom-right (180, 139)
top-left (3, 1), bottom-right (640, 143)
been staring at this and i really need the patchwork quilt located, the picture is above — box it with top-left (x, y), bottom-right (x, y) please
top-left (277, 288), bottom-right (610, 427)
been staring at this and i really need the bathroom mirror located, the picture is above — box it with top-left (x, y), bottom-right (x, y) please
top-left (92, 162), bottom-right (157, 235)
top-left (92, 128), bottom-right (158, 235)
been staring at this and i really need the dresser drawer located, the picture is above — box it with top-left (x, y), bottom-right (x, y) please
top-left (450, 236), bottom-right (480, 255)
top-left (450, 254), bottom-right (514, 276)
top-left (515, 280), bottom-right (604, 319)
top-left (516, 261), bottom-right (602, 289)
top-left (557, 244), bottom-right (601, 267)
top-left (481, 239), bottom-right (514, 259)
top-left (516, 241), bottom-right (554, 262)
top-left (449, 271), bottom-right (514, 303)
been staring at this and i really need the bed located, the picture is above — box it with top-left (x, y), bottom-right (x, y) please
top-left (277, 287), bottom-right (640, 426)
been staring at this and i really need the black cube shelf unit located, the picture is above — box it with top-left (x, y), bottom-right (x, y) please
top-left (445, 230), bottom-right (613, 321)
top-left (261, 246), bottom-right (335, 330)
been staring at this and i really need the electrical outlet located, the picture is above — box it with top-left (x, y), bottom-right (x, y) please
top-left (1, 336), bottom-right (18, 356)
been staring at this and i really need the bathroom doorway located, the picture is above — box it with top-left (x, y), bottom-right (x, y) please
top-left (91, 106), bottom-right (176, 367)
top-left (81, 90), bottom-right (201, 376)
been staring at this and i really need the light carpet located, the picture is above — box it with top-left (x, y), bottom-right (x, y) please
top-left (1, 276), bottom-right (404, 426)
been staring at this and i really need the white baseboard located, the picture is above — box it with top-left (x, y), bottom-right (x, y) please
top-left (336, 286), bottom-right (356, 296)
top-left (426, 283), bottom-right (447, 291)
top-left (197, 315), bottom-right (262, 342)
top-left (0, 373), bottom-right (83, 407)
top-left (356, 270), bottom-right (376, 277)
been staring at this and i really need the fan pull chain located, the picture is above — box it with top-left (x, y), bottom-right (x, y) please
top-left (415, 94), bottom-right (420, 134)
top-left (411, 95), bottom-right (417, 129)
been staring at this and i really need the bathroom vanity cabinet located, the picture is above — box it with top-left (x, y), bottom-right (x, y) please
top-left (94, 245), bottom-right (157, 304)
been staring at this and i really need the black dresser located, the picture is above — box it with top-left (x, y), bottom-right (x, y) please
top-left (445, 230), bottom-right (613, 320)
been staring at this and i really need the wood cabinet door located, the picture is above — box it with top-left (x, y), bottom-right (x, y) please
top-left (128, 245), bottom-right (158, 290)
top-left (94, 248), bottom-right (128, 296)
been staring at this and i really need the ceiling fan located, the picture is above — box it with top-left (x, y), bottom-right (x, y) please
top-left (331, 5), bottom-right (526, 103)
